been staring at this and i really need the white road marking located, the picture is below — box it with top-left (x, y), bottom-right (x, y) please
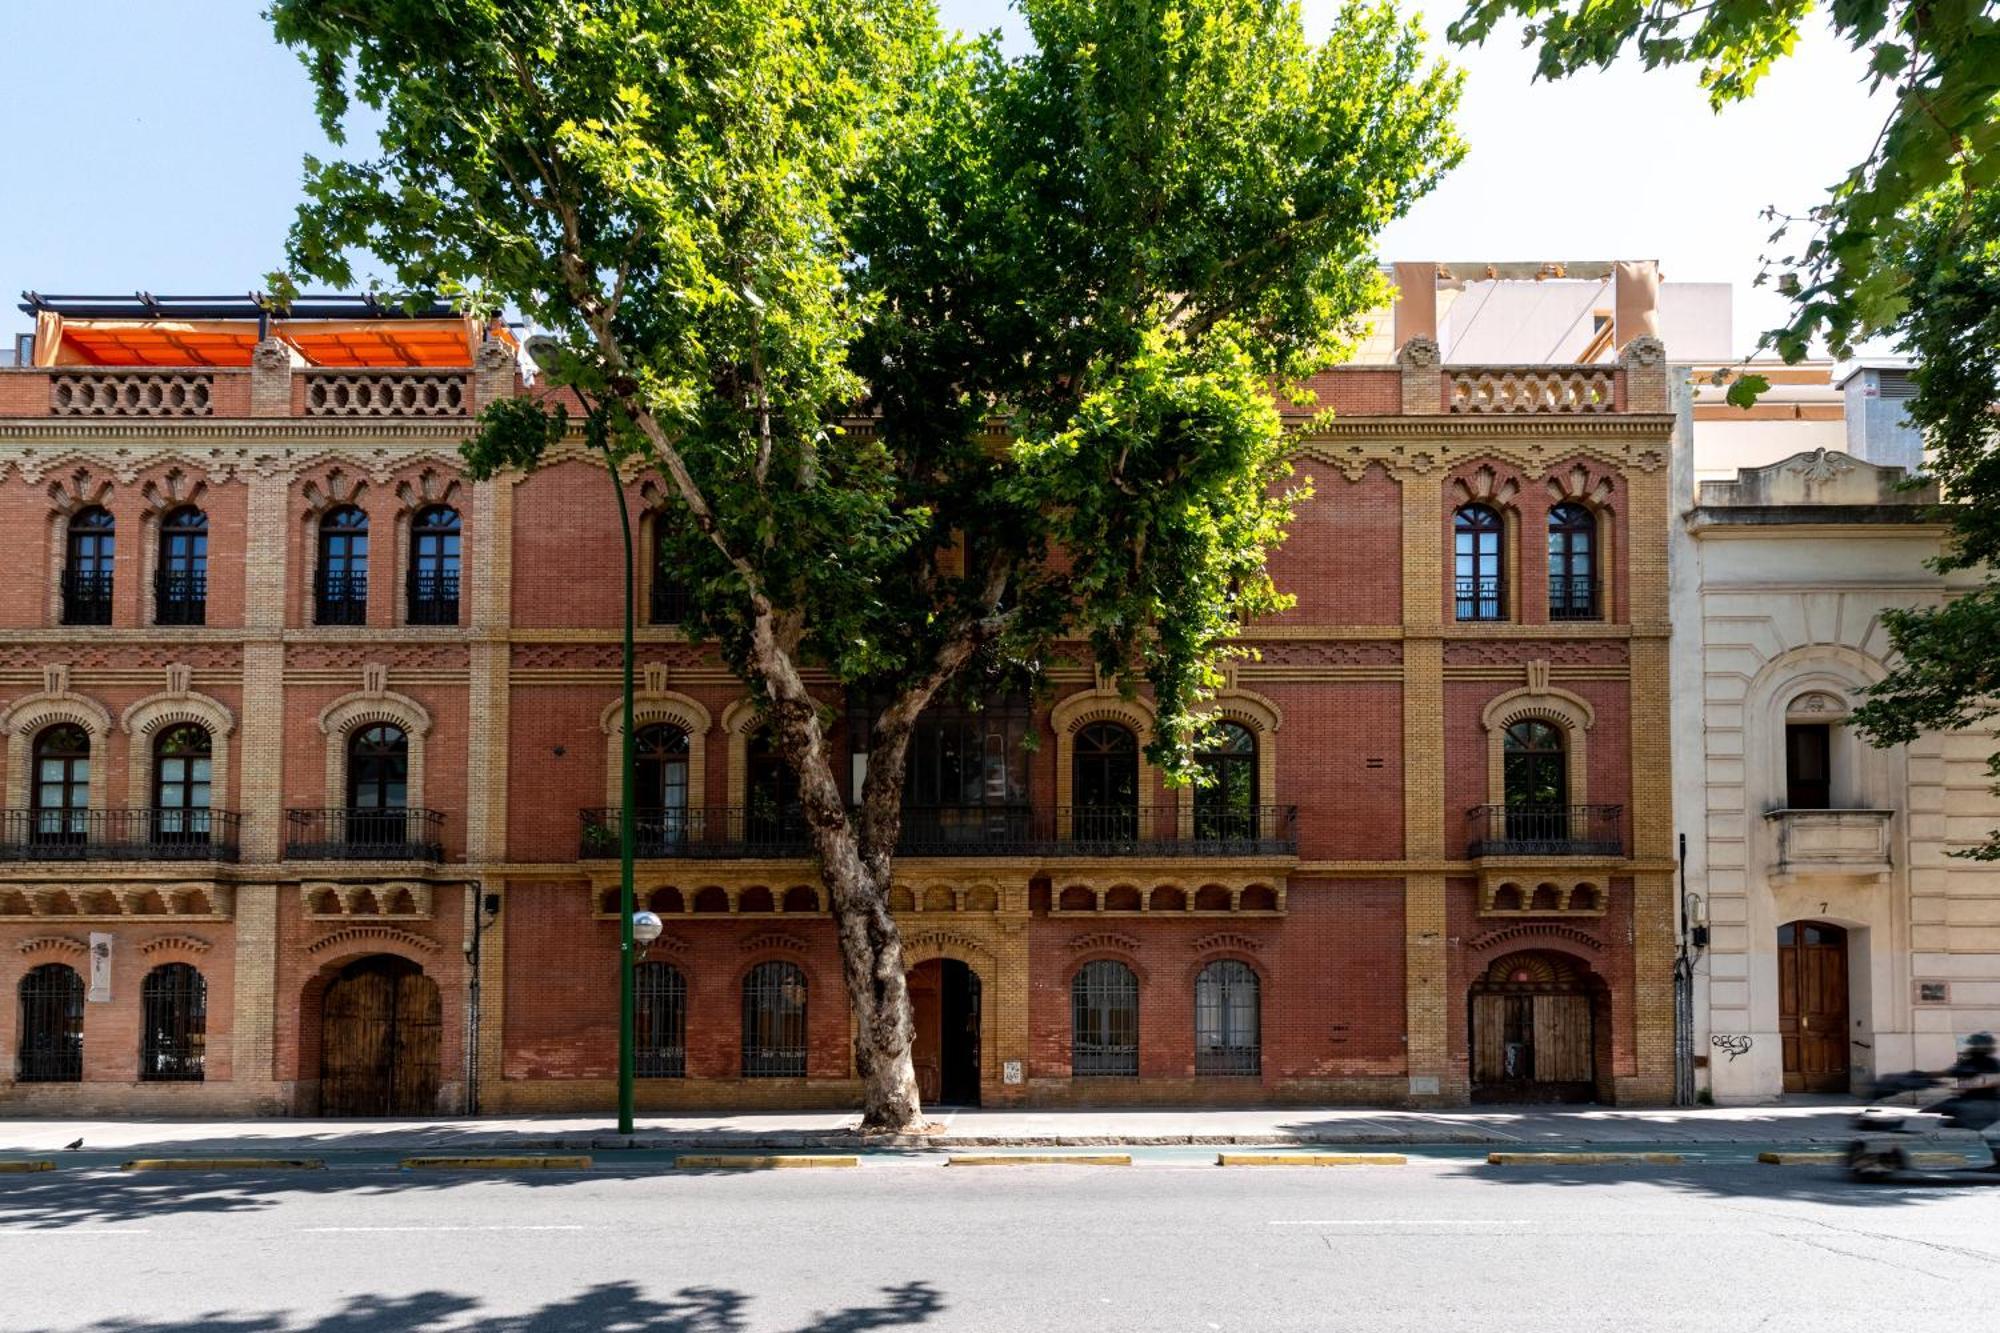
top-left (296, 1224), bottom-right (592, 1233)
top-left (1268, 1220), bottom-right (1529, 1226)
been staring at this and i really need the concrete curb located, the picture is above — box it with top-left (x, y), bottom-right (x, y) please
top-left (1486, 1152), bottom-right (1684, 1166)
top-left (400, 1155), bottom-right (592, 1171)
top-left (0, 1160), bottom-right (55, 1172)
top-left (946, 1154), bottom-right (1132, 1167)
top-left (1216, 1153), bottom-right (1406, 1166)
top-left (675, 1154), bottom-right (858, 1169)
top-left (121, 1158), bottom-right (325, 1171)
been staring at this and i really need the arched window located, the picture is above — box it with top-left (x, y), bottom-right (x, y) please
top-left (635, 724), bottom-right (692, 850)
top-left (1503, 720), bottom-right (1569, 843)
top-left (1547, 503), bottom-right (1598, 621)
top-left (1072, 723), bottom-right (1139, 842)
top-left (347, 724), bottom-right (409, 848)
top-left (18, 963), bottom-right (84, 1082)
top-left (140, 963), bottom-right (206, 1081)
top-left (746, 729), bottom-right (804, 850)
top-left (1070, 959), bottom-right (1139, 1077)
top-left (1195, 959), bottom-right (1260, 1076)
top-left (651, 514), bottom-right (691, 624)
top-left (152, 724), bottom-right (213, 846)
top-left (31, 724), bottom-right (90, 845)
top-left (742, 960), bottom-right (807, 1077)
top-left (315, 505), bottom-right (369, 625)
top-left (407, 505), bottom-right (461, 625)
top-left (156, 506), bottom-right (208, 625)
top-left (1454, 504), bottom-right (1505, 622)
top-left (635, 961), bottom-right (687, 1078)
top-left (1195, 722), bottom-right (1258, 843)
top-left (63, 506), bottom-right (115, 625)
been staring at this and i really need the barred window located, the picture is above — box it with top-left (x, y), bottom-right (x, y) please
top-left (18, 963), bottom-right (84, 1082)
top-left (140, 963), bottom-right (206, 1082)
top-left (742, 961), bottom-right (807, 1077)
top-left (1071, 959), bottom-right (1139, 1077)
top-left (1194, 960), bottom-right (1260, 1076)
top-left (635, 961), bottom-right (687, 1079)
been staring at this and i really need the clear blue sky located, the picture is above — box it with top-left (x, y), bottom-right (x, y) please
top-left (0, 1), bottom-right (1888, 352)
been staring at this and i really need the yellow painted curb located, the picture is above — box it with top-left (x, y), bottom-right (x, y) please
top-left (1758, 1152), bottom-right (1843, 1165)
top-left (1912, 1152), bottom-right (1971, 1167)
top-left (1215, 1153), bottom-right (1406, 1167)
top-left (675, 1155), bottom-right (858, 1169)
top-left (1485, 1152), bottom-right (1683, 1166)
top-left (121, 1158), bottom-right (325, 1171)
top-left (399, 1155), bottom-right (592, 1171)
top-left (947, 1154), bottom-right (1133, 1167)
top-left (0, 1160), bottom-right (56, 1173)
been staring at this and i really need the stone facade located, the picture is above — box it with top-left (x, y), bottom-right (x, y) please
top-left (1674, 445), bottom-right (2000, 1101)
top-left (0, 322), bottom-right (1677, 1115)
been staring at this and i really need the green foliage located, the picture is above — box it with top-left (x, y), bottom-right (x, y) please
top-left (269, 0), bottom-right (1460, 787)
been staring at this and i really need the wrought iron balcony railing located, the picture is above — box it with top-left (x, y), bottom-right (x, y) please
top-left (406, 570), bottom-right (460, 625)
top-left (1547, 575), bottom-right (1601, 622)
top-left (580, 803), bottom-right (1298, 860)
top-left (285, 807), bottom-right (444, 862)
top-left (1455, 575), bottom-right (1505, 622)
top-left (61, 569), bottom-right (114, 626)
top-left (1466, 804), bottom-right (1624, 858)
top-left (154, 569), bottom-right (206, 625)
top-left (314, 570), bottom-right (369, 626)
top-left (0, 808), bottom-right (242, 862)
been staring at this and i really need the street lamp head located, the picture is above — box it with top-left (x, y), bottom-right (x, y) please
top-left (631, 910), bottom-right (664, 946)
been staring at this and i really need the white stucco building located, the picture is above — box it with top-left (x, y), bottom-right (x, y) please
top-left (1672, 371), bottom-right (2000, 1102)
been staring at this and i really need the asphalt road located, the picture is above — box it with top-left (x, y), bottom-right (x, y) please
top-left (3, 1156), bottom-right (1997, 1332)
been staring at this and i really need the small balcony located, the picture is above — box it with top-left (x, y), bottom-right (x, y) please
top-left (155, 570), bottom-right (206, 626)
top-left (1467, 804), bottom-right (1624, 859)
top-left (406, 570), bottom-right (460, 626)
top-left (1548, 575), bottom-right (1601, 622)
top-left (61, 569), bottom-right (113, 626)
top-left (1767, 808), bottom-right (1894, 884)
top-left (579, 804), bottom-right (1299, 860)
top-left (1455, 575), bottom-right (1504, 623)
top-left (314, 570), bottom-right (368, 626)
top-left (0, 809), bottom-right (242, 862)
top-left (286, 808), bottom-right (444, 862)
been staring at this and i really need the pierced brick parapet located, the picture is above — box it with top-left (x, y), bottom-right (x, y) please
top-left (51, 371), bottom-right (213, 417)
top-left (1448, 367), bottom-right (1616, 414)
top-left (303, 371), bottom-right (469, 417)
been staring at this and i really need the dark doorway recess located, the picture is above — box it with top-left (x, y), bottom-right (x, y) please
top-left (319, 954), bottom-right (441, 1116)
top-left (908, 958), bottom-right (981, 1106)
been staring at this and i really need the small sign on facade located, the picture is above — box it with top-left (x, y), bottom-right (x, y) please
top-left (87, 931), bottom-right (113, 1003)
top-left (1917, 980), bottom-right (1951, 1004)
top-left (1002, 1060), bottom-right (1022, 1085)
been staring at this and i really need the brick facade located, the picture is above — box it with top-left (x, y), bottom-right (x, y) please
top-left (0, 333), bottom-right (1678, 1115)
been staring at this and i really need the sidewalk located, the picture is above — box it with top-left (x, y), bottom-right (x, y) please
top-left (0, 1103), bottom-right (1875, 1155)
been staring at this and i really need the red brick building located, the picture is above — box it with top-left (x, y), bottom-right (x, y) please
top-left (0, 273), bottom-right (1677, 1116)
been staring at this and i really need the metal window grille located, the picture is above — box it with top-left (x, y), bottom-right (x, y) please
top-left (155, 569), bottom-right (208, 625)
top-left (140, 963), bottom-right (206, 1081)
top-left (635, 962), bottom-right (687, 1078)
top-left (1071, 959), bottom-right (1139, 1076)
top-left (60, 569), bottom-right (114, 626)
top-left (406, 569), bottom-right (460, 625)
top-left (1194, 960), bottom-right (1261, 1076)
top-left (741, 961), bottom-right (807, 1077)
top-left (315, 569), bottom-right (369, 625)
top-left (18, 963), bottom-right (83, 1082)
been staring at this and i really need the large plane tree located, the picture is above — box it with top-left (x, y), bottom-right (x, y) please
top-left (269, 0), bottom-right (1462, 1129)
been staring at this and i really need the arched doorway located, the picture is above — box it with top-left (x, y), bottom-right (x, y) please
top-left (319, 955), bottom-right (441, 1116)
top-left (1469, 950), bottom-right (1602, 1103)
top-left (1778, 921), bottom-right (1850, 1093)
top-left (907, 959), bottom-right (981, 1105)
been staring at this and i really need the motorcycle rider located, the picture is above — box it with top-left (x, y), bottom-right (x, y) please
top-left (1930, 1032), bottom-right (2000, 1132)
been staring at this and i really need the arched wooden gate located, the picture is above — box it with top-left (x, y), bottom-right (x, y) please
top-left (1470, 950), bottom-right (1601, 1103)
top-left (319, 955), bottom-right (441, 1116)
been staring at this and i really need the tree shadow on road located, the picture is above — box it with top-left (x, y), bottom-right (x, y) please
top-left (21, 1279), bottom-right (945, 1333)
top-left (1432, 1156), bottom-right (2000, 1208)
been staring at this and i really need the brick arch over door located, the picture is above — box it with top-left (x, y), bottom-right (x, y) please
top-left (317, 690), bottom-right (433, 809)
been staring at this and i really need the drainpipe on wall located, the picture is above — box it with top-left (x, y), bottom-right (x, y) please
top-left (463, 889), bottom-right (500, 1116)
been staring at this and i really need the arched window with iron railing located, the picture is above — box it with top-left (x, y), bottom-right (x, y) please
top-left (635, 961), bottom-right (687, 1078)
top-left (407, 505), bottom-right (460, 625)
top-left (1547, 503), bottom-right (1599, 621)
top-left (1454, 504), bottom-right (1504, 622)
top-left (153, 724), bottom-right (213, 847)
top-left (1072, 723), bottom-right (1139, 842)
top-left (1071, 959), bottom-right (1139, 1077)
top-left (650, 513), bottom-right (692, 624)
top-left (346, 724), bottom-right (409, 848)
top-left (156, 506), bottom-right (207, 625)
top-left (315, 505), bottom-right (369, 625)
top-left (741, 960), bottom-right (807, 1077)
top-left (63, 506), bottom-right (115, 626)
top-left (140, 962), bottom-right (206, 1082)
top-left (745, 729), bottom-right (804, 850)
top-left (18, 963), bottom-right (84, 1082)
top-left (31, 724), bottom-right (90, 846)
top-left (1194, 959), bottom-right (1260, 1076)
top-left (1503, 719), bottom-right (1569, 843)
top-left (1195, 721), bottom-right (1258, 842)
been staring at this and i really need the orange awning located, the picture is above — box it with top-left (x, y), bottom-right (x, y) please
top-left (46, 317), bottom-right (513, 369)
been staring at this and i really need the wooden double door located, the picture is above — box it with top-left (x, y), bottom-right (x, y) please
top-left (1471, 992), bottom-right (1595, 1101)
top-left (319, 955), bottom-right (442, 1116)
top-left (1778, 922), bottom-right (1850, 1093)
top-left (908, 959), bottom-right (981, 1106)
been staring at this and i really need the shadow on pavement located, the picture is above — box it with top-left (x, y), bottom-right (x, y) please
top-left (21, 1279), bottom-right (945, 1332)
top-left (1435, 1156), bottom-right (2000, 1207)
